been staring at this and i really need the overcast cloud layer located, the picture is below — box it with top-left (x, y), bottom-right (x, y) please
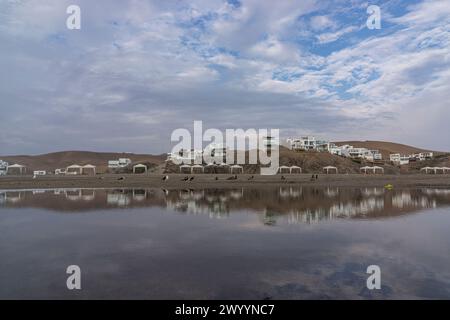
top-left (0, 0), bottom-right (449, 155)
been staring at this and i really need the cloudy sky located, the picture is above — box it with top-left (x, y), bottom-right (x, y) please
top-left (0, 0), bottom-right (449, 155)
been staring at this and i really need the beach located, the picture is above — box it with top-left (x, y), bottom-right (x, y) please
top-left (1, 173), bottom-right (450, 190)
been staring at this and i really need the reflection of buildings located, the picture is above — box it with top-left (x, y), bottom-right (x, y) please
top-left (107, 191), bottom-right (131, 206)
top-left (132, 189), bottom-right (147, 201)
top-left (165, 189), bottom-right (240, 218)
top-left (1, 187), bottom-right (450, 225)
top-left (279, 187), bottom-right (302, 198)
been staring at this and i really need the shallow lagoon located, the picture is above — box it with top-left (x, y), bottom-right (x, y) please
top-left (1, 187), bottom-right (450, 299)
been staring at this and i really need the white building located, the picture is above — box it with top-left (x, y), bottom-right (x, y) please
top-left (263, 135), bottom-right (279, 149)
top-left (390, 151), bottom-right (433, 165)
top-left (341, 147), bottom-right (382, 161)
top-left (203, 143), bottom-right (227, 161)
top-left (55, 168), bottom-right (66, 175)
top-left (287, 136), bottom-right (330, 152)
top-left (390, 153), bottom-right (410, 165)
top-left (346, 147), bottom-right (378, 161)
top-left (167, 149), bottom-right (203, 164)
top-left (108, 158), bottom-right (132, 169)
top-left (0, 160), bottom-right (8, 176)
top-left (316, 140), bottom-right (331, 152)
top-left (371, 150), bottom-right (383, 161)
top-left (410, 152), bottom-right (434, 161)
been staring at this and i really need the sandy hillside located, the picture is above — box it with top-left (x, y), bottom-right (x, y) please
top-left (0, 151), bottom-right (167, 172)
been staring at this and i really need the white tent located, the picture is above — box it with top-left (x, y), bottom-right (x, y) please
top-left (82, 164), bottom-right (96, 175)
top-left (66, 164), bottom-right (82, 175)
top-left (230, 164), bottom-right (244, 174)
top-left (278, 166), bottom-right (290, 174)
top-left (323, 166), bottom-right (338, 174)
top-left (6, 164), bottom-right (26, 175)
top-left (191, 164), bottom-right (204, 174)
top-left (289, 166), bottom-right (302, 174)
top-left (179, 164), bottom-right (191, 174)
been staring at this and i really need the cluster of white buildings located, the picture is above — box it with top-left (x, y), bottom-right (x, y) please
top-left (286, 136), bottom-right (383, 161)
top-left (108, 158), bottom-right (132, 169)
top-left (167, 143), bottom-right (228, 164)
top-left (167, 135), bottom-right (280, 165)
top-left (389, 152), bottom-right (433, 165)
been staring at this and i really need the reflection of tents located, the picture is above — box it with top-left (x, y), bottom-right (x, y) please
top-left (133, 164), bottom-right (148, 174)
top-left (323, 166), bottom-right (338, 174)
top-left (133, 189), bottom-right (147, 201)
top-left (81, 189), bottom-right (96, 201)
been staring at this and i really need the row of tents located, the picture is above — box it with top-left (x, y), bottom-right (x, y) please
top-left (177, 164), bottom-right (342, 174)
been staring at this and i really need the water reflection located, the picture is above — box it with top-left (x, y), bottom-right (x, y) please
top-left (1, 187), bottom-right (450, 224)
top-left (2, 187), bottom-right (450, 299)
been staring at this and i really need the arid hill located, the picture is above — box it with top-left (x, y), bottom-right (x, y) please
top-left (0, 151), bottom-right (167, 172)
top-left (165, 146), bottom-right (399, 174)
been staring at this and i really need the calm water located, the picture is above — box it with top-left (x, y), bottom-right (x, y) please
top-left (1, 187), bottom-right (450, 299)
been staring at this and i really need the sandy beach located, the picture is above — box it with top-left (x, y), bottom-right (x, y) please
top-left (1, 173), bottom-right (450, 190)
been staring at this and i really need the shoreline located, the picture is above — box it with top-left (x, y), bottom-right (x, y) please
top-left (1, 174), bottom-right (450, 190)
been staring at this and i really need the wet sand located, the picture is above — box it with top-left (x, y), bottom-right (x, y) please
top-left (1, 173), bottom-right (450, 190)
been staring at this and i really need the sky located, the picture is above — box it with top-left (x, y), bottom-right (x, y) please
top-left (0, 0), bottom-right (449, 155)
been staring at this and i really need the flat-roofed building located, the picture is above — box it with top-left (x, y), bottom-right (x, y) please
top-left (108, 158), bottom-right (132, 169)
top-left (390, 153), bottom-right (410, 165)
top-left (0, 160), bottom-right (8, 176)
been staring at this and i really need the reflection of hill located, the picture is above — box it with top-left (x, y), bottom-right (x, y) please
top-left (1, 187), bottom-right (450, 224)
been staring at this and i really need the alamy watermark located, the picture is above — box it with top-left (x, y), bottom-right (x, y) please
top-left (366, 5), bottom-right (381, 30)
top-left (366, 265), bottom-right (381, 290)
top-left (66, 265), bottom-right (81, 290)
top-left (170, 121), bottom-right (279, 175)
top-left (66, 5), bottom-right (81, 30)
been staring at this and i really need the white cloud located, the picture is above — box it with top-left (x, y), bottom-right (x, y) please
top-left (316, 25), bottom-right (358, 43)
top-left (1, 0), bottom-right (450, 154)
top-left (310, 15), bottom-right (337, 31)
